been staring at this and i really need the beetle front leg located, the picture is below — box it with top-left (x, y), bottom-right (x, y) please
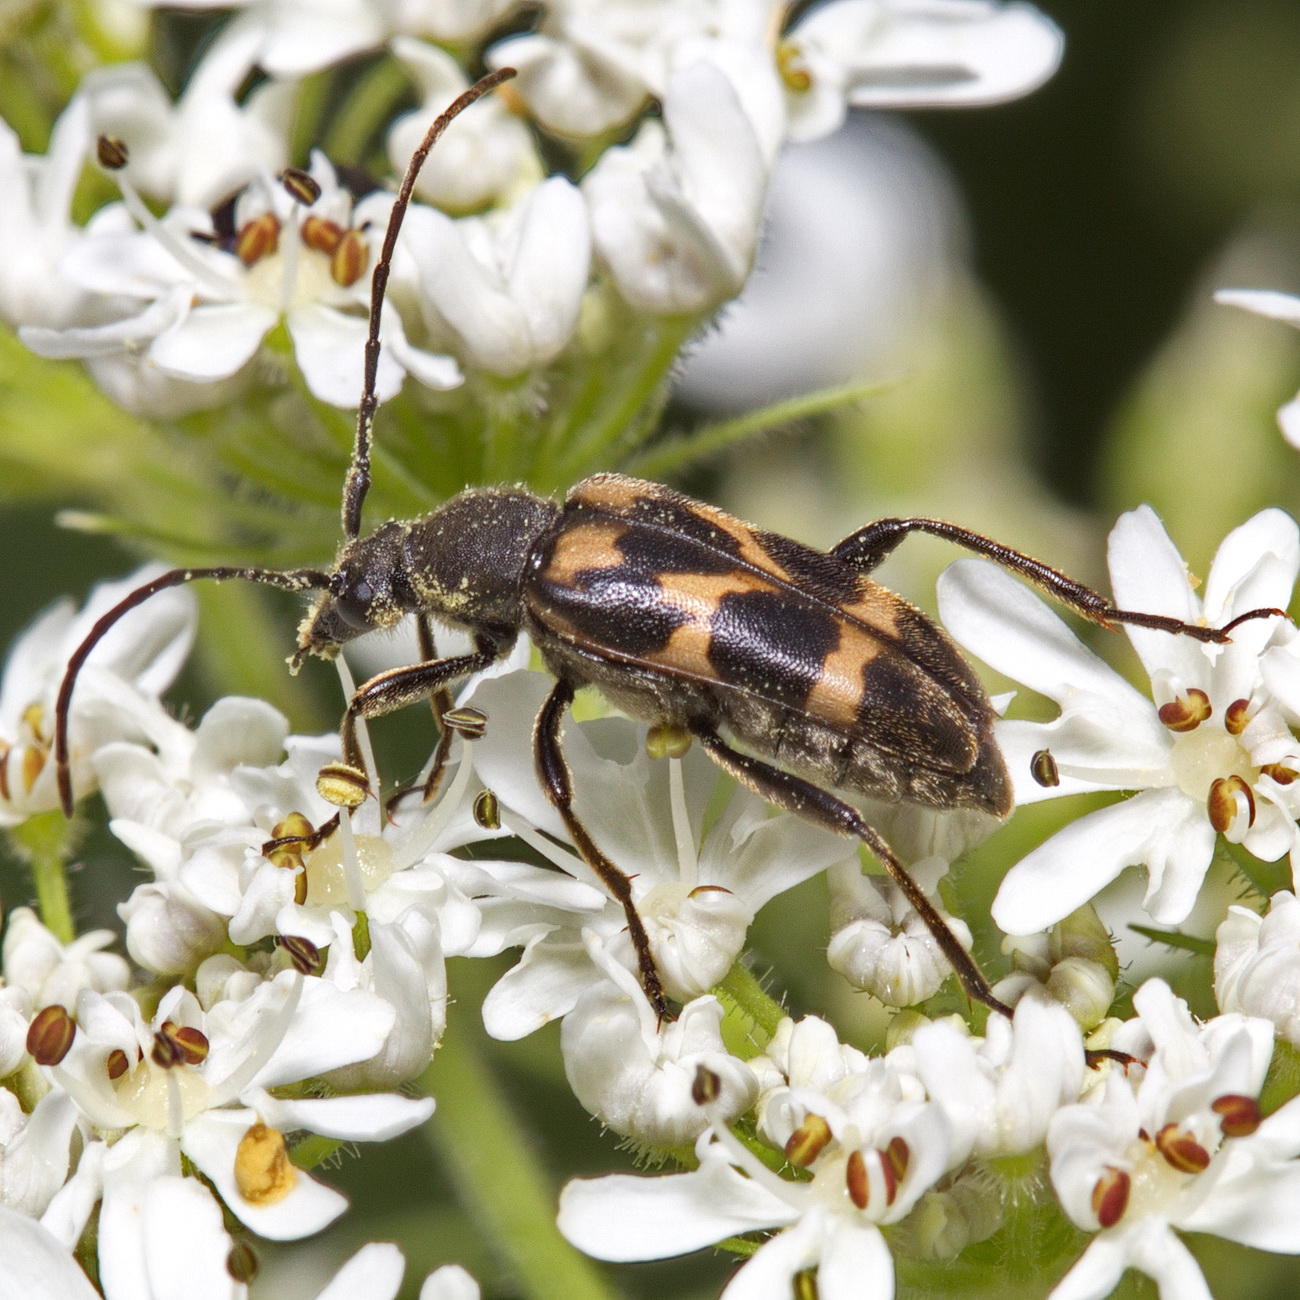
top-left (689, 720), bottom-right (1013, 1019)
top-left (533, 679), bottom-right (673, 1022)
top-left (342, 642), bottom-right (499, 775)
top-left (833, 517), bottom-right (1282, 644)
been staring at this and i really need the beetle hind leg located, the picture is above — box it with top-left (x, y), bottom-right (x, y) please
top-left (534, 678), bottom-right (673, 1022)
top-left (689, 720), bottom-right (1013, 1019)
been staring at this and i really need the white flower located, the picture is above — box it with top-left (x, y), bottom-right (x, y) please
top-left (582, 60), bottom-right (768, 315)
top-left (387, 39), bottom-right (540, 214)
top-left (0, 1203), bottom-right (99, 1300)
top-left (1215, 891), bottom-right (1300, 1044)
top-left (1214, 289), bottom-right (1300, 449)
top-left (1047, 979), bottom-right (1296, 1300)
top-left (912, 988), bottom-right (1085, 1165)
top-left (0, 1090), bottom-right (81, 1219)
top-left (0, 566), bottom-right (194, 824)
top-left (0, 97), bottom-right (93, 330)
top-left (21, 154), bottom-right (459, 413)
top-left (560, 933), bottom-right (757, 1145)
top-left (938, 506), bottom-right (1300, 934)
top-left (403, 176), bottom-right (591, 375)
top-left (826, 856), bottom-right (973, 1006)
top-left (2, 908), bottom-right (129, 1013)
top-left (80, 26), bottom-right (294, 209)
top-left (559, 1041), bottom-right (950, 1296)
top-left (468, 672), bottom-right (854, 1038)
top-left (778, 0), bottom-right (1064, 142)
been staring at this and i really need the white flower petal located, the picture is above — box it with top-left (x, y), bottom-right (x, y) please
top-left (142, 1176), bottom-right (238, 1300)
top-left (248, 1089), bottom-right (434, 1141)
top-left (0, 1204), bottom-right (100, 1300)
top-left (318, 1243), bottom-right (406, 1300)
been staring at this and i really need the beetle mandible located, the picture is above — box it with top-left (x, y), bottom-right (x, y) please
top-left (53, 69), bottom-right (1279, 1021)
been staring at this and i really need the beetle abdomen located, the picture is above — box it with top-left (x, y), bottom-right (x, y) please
top-left (527, 475), bottom-right (1011, 816)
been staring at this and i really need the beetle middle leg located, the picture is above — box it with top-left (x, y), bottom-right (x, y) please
top-left (833, 517), bottom-right (1283, 642)
top-left (689, 720), bottom-right (1013, 1018)
top-left (533, 678), bottom-right (673, 1021)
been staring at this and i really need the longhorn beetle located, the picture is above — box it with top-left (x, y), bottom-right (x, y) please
top-left (53, 69), bottom-right (1281, 1021)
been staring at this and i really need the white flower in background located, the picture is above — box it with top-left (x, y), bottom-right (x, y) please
top-left (486, 0), bottom-right (696, 139)
top-left (288, 1243), bottom-right (484, 1300)
top-left (2, 909), bottom-right (129, 1017)
top-left (0, 98), bottom-right (92, 330)
top-left (1215, 891), bottom-right (1300, 1043)
top-left (0, 565), bottom-right (194, 825)
top-left (21, 153), bottom-right (459, 414)
top-left (388, 38), bottom-right (540, 214)
top-left (42, 972), bottom-right (432, 1292)
top-left (560, 933), bottom-right (757, 1145)
top-left (778, 0), bottom-right (1064, 142)
top-left (1215, 289), bottom-right (1300, 449)
top-left (468, 671), bottom-right (854, 1039)
top-left (559, 1033), bottom-right (950, 1296)
top-left (1047, 979), bottom-right (1300, 1300)
top-left (404, 176), bottom-right (591, 375)
top-left (826, 856), bottom-right (972, 1006)
top-left (80, 26), bottom-right (294, 209)
top-left (912, 989), bottom-right (1084, 1165)
top-left (583, 60), bottom-right (768, 315)
top-left (938, 506), bottom-right (1300, 935)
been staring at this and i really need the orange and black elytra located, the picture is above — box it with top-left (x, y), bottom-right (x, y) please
top-left (51, 70), bottom-right (1284, 1022)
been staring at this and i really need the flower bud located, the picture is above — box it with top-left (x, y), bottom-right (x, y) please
top-left (120, 882), bottom-right (226, 975)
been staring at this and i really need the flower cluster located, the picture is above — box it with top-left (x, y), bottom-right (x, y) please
top-left (2, 0), bottom-right (1062, 421)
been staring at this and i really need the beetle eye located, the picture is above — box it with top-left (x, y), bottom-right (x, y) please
top-left (332, 580), bottom-right (375, 630)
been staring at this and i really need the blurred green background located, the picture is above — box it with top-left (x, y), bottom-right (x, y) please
top-left (5, 0), bottom-right (1300, 1296)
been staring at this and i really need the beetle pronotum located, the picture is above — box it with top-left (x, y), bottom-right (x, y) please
top-left (53, 70), bottom-right (1281, 1021)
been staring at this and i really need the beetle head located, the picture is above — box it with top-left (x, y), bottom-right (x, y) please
top-left (294, 521), bottom-right (413, 666)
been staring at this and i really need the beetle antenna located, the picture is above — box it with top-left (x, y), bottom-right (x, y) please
top-left (342, 65), bottom-right (518, 542)
top-left (55, 565), bottom-right (331, 816)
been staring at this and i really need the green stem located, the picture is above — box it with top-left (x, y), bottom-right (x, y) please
top-left (422, 968), bottom-right (618, 1300)
top-left (715, 961), bottom-right (785, 1044)
top-left (13, 811), bottom-right (75, 944)
top-left (627, 379), bottom-right (895, 480)
top-left (325, 58), bottom-right (412, 166)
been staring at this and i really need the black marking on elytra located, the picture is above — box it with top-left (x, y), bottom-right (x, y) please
top-left (856, 654), bottom-right (977, 774)
top-left (708, 589), bottom-right (840, 709)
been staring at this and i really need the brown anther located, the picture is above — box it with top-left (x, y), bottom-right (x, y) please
top-left (0, 743), bottom-right (11, 803)
top-left (885, 1135), bottom-right (910, 1185)
top-left (473, 788), bottom-right (500, 830)
top-left (26, 1004), bottom-right (75, 1065)
top-left (106, 1048), bottom-right (130, 1080)
top-left (330, 228), bottom-right (367, 287)
top-left (877, 1149), bottom-right (898, 1207)
top-left (1224, 699), bottom-right (1252, 736)
top-left (234, 1120), bottom-right (298, 1205)
top-left (226, 1240), bottom-right (259, 1284)
top-left (690, 1065), bottom-right (722, 1106)
top-left (845, 1148), bottom-right (869, 1210)
top-left (1207, 775), bottom-right (1255, 834)
top-left (97, 134), bottom-right (129, 169)
top-left (784, 1113), bottom-right (832, 1167)
top-left (152, 1020), bottom-right (209, 1068)
top-left (300, 215), bottom-right (344, 254)
top-left (776, 41), bottom-right (812, 93)
top-left (277, 934), bottom-right (321, 975)
top-left (21, 746), bottom-right (45, 794)
top-left (1155, 1122), bottom-right (1211, 1174)
top-left (316, 763), bottom-right (369, 809)
top-left (442, 706), bottom-right (488, 740)
top-left (1158, 688), bottom-right (1212, 732)
top-left (1261, 762), bottom-right (1299, 787)
top-left (1091, 1166), bottom-right (1130, 1228)
top-left (646, 723), bottom-right (692, 760)
top-left (280, 167), bottom-right (322, 206)
top-left (235, 212), bottom-right (281, 267)
top-left (1211, 1093), bottom-right (1262, 1137)
top-left (1030, 749), bottom-right (1060, 787)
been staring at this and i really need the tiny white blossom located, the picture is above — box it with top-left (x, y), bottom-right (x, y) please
top-left (939, 506), bottom-right (1300, 934)
top-left (582, 60), bottom-right (768, 315)
top-left (1047, 979), bottom-right (1298, 1300)
top-left (388, 38), bottom-right (541, 214)
top-left (1215, 891), bottom-right (1300, 1044)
